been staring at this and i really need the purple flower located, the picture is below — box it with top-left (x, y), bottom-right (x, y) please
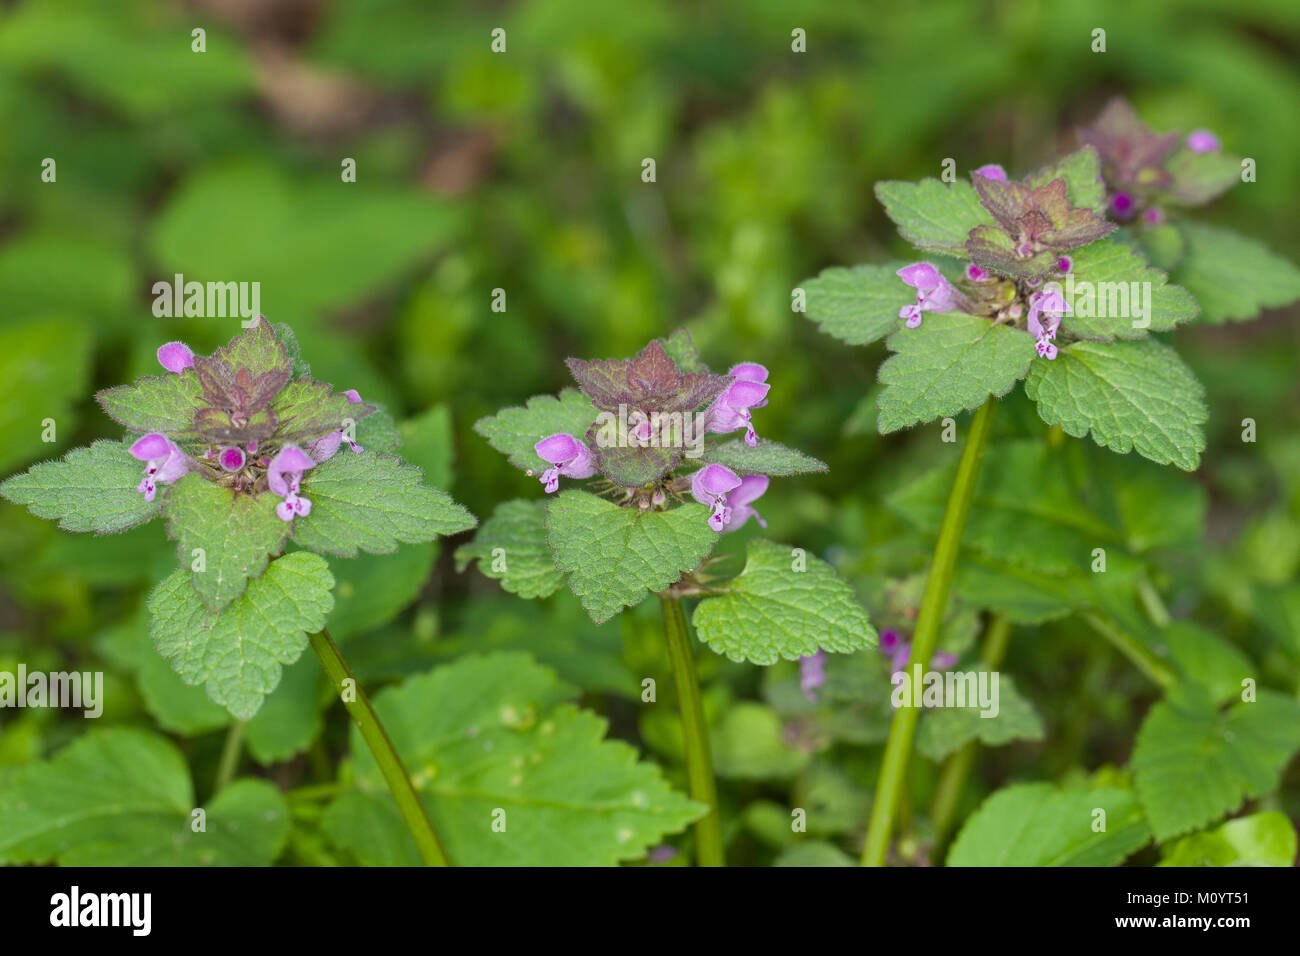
top-left (305, 389), bottom-right (367, 462)
top-left (878, 630), bottom-right (959, 675)
top-left (1028, 288), bottom-right (1069, 360)
top-left (1143, 206), bottom-right (1164, 225)
top-left (973, 164), bottom-right (1007, 182)
top-left (268, 445), bottom-right (315, 521)
top-left (896, 263), bottom-right (955, 329)
top-left (690, 463), bottom-right (742, 531)
top-left (647, 845), bottom-right (678, 864)
top-left (1109, 191), bottom-right (1135, 218)
top-left (799, 651), bottom-right (827, 703)
top-left (129, 433), bottom-right (188, 501)
top-left (708, 368), bottom-right (770, 447)
top-left (534, 433), bottom-right (595, 493)
top-left (218, 446), bottom-right (246, 472)
top-left (1185, 129), bottom-right (1220, 154)
top-left (722, 475), bottom-right (768, 532)
top-left (966, 262), bottom-right (989, 282)
top-left (156, 342), bottom-right (194, 375)
top-left (1056, 255), bottom-right (1073, 274)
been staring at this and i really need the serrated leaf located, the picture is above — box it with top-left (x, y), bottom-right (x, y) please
top-left (0, 729), bottom-right (288, 866)
top-left (291, 452), bottom-right (475, 558)
top-left (244, 653), bottom-right (323, 764)
top-left (566, 340), bottom-right (727, 416)
top-left (1062, 239), bottom-right (1198, 340)
top-left (455, 499), bottom-right (564, 599)
top-left (163, 475), bottom-right (287, 612)
top-left (322, 653), bottom-right (703, 865)
top-left (1026, 146), bottom-right (1106, 213)
top-left (272, 379), bottom-right (374, 441)
top-left (147, 551), bottom-right (335, 720)
top-left (1025, 338), bottom-right (1207, 470)
top-left (546, 491), bottom-right (717, 624)
top-left (1132, 688), bottom-right (1300, 842)
top-left (915, 675), bottom-right (1044, 761)
top-left (1158, 812), bottom-right (1297, 867)
top-left (1165, 146), bottom-right (1241, 205)
top-left (587, 431), bottom-right (682, 487)
top-left (947, 783), bottom-right (1150, 866)
top-left (877, 313), bottom-right (1037, 434)
top-left (474, 388), bottom-right (599, 471)
top-left (660, 328), bottom-right (706, 373)
top-left (802, 263), bottom-right (911, 346)
top-left (692, 539), bottom-right (875, 664)
top-left (702, 438), bottom-right (827, 477)
top-left (209, 316), bottom-right (290, 379)
top-left (875, 179), bottom-right (994, 257)
top-left (965, 225), bottom-right (1059, 279)
top-left (95, 371), bottom-right (203, 437)
top-left (1, 440), bottom-right (162, 533)
top-left (1164, 622), bottom-right (1253, 706)
top-left (1174, 223), bottom-right (1300, 323)
top-left (353, 406), bottom-right (403, 454)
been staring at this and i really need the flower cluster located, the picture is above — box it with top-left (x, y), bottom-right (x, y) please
top-left (1078, 97), bottom-right (1233, 223)
top-left (512, 334), bottom-right (788, 532)
top-left (890, 160), bottom-right (1107, 360)
top-left (111, 320), bottom-right (374, 522)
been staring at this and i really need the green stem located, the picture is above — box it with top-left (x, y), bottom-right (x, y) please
top-left (928, 613), bottom-right (1013, 858)
top-left (213, 720), bottom-right (245, 794)
top-left (1082, 612), bottom-right (1177, 691)
top-left (661, 594), bottom-right (725, 867)
top-left (1137, 575), bottom-right (1171, 629)
top-left (861, 396), bottom-right (998, 866)
top-left (308, 628), bottom-right (451, 867)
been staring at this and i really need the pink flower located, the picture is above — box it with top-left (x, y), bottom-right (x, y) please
top-left (1186, 129), bottom-right (1220, 154)
top-left (973, 164), bottom-right (1007, 181)
top-left (305, 389), bottom-right (367, 462)
top-left (156, 342), bottom-right (194, 375)
top-left (896, 263), bottom-right (955, 329)
top-left (534, 433), bottom-right (595, 493)
top-left (690, 463), bottom-right (742, 531)
top-left (129, 433), bottom-right (188, 501)
top-left (707, 366), bottom-right (770, 447)
top-left (799, 651), bottom-right (827, 703)
top-left (1028, 288), bottom-right (1069, 361)
top-left (722, 475), bottom-right (768, 532)
top-left (268, 445), bottom-right (315, 521)
top-left (218, 446), bottom-right (246, 472)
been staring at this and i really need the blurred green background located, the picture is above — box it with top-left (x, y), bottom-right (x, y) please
top-left (1, 0), bottom-right (1297, 864)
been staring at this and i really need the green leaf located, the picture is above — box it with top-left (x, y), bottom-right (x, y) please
top-left (702, 438), bottom-right (827, 477)
top-left (1063, 239), bottom-right (1199, 340)
top-left (0, 729), bottom-right (288, 865)
top-left (774, 841), bottom-right (856, 866)
top-left (96, 371), bottom-right (203, 438)
top-left (1027, 145), bottom-right (1106, 213)
top-left (147, 551), bottom-right (335, 720)
top-left (802, 263), bottom-right (910, 346)
top-left (474, 388), bottom-right (599, 471)
top-left (291, 452), bottom-right (475, 558)
top-left (916, 675), bottom-right (1044, 761)
top-left (692, 539), bottom-right (876, 664)
top-left (1174, 223), bottom-right (1300, 323)
top-left (965, 225), bottom-right (1059, 279)
top-left (877, 313), bottom-right (1037, 434)
top-left (546, 491), bottom-right (717, 624)
top-left (1129, 223), bottom-right (1185, 271)
top-left (874, 179), bottom-right (994, 257)
top-left (163, 475), bottom-right (287, 612)
top-left (1164, 622), bottom-right (1253, 706)
top-left (455, 499), bottom-right (564, 599)
top-left (660, 328), bottom-right (706, 373)
top-left (1, 440), bottom-right (162, 533)
top-left (1158, 812), bottom-right (1297, 867)
top-left (947, 783), bottom-right (1150, 866)
top-left (327, 543), bottom-right (438, 640)
top-left (244, 654), bottom-right (323, 764)
top-left (1165, 147), bottom-right (1241, 205)
top-left (322, 653), bottom-right (703, 865)
top-left (1025, 339), bottom-right (1207, 470)
top-left (271, 379), bottom-right (373, 442)
top-left (397, 404), bottom-right (455, 488)
top-left (1132, 688), bottom-right (1300, 842)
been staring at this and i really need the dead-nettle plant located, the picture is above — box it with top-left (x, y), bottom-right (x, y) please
top-left (800, 131), bottom-right (1298, 867)
top-left (1078, 96), bottom-right (1300, 322)
top-left (460, 330), bottom-right (878, 866)
top-left (0, 318), bottom-right (476, 867)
